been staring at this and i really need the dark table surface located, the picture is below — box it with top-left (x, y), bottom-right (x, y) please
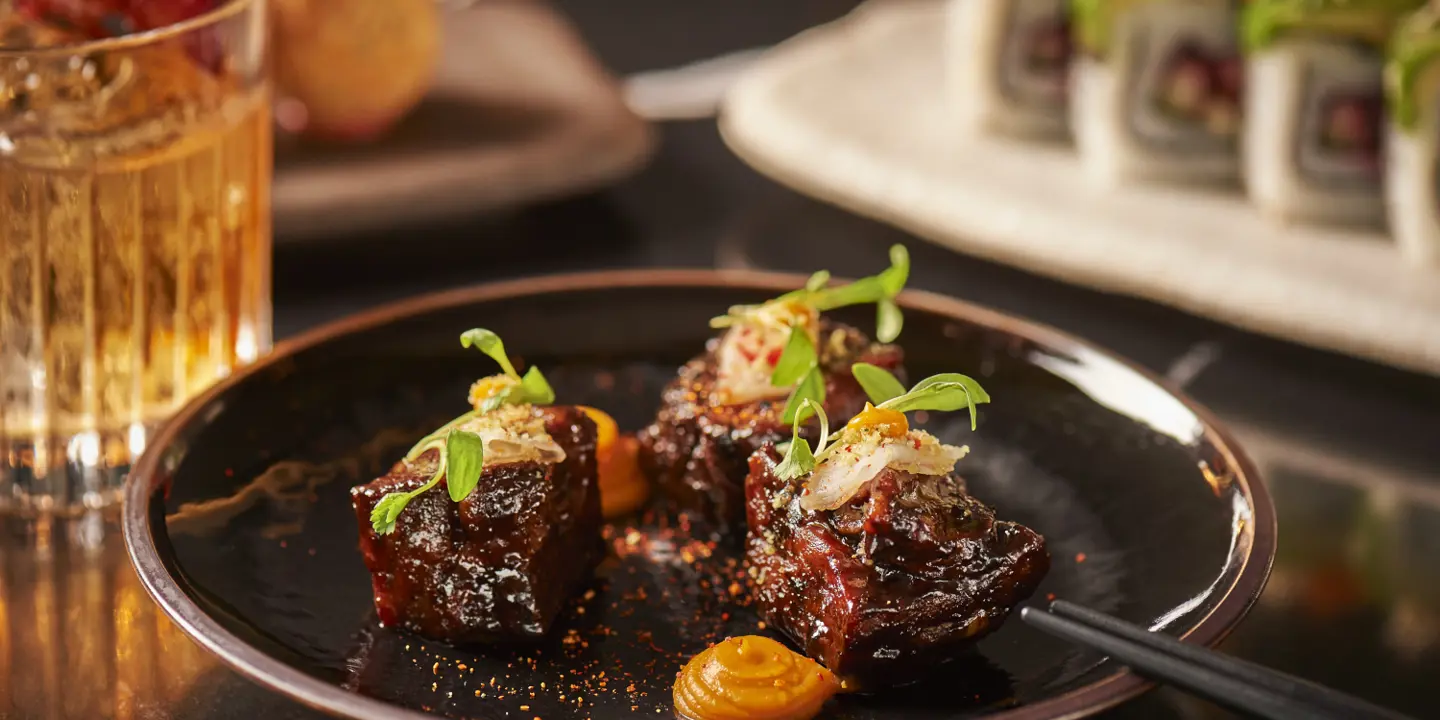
top-left (5, 1), bottom-right (1440, 718)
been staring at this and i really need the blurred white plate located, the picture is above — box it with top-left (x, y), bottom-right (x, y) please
top-left (719, 0), bottom-right (1440, 377)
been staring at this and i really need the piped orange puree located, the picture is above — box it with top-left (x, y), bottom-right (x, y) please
top-left (845, 403), bottom-right (909, 438)
top-left (579, 406), bottom-right (649, 518)
top-left (674, 635), bottom-right (840, 720)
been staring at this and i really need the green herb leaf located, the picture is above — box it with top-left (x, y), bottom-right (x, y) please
top-left (775, 400), bottom-right (830, 481)
top-left (781, 365), bottom-right (826, 425)
top-left (519, 366), bottom-right (555, 405)
top-left (876, 298), bottom-right (903, 343)
top-left (459, 329), bottom-right (554, 410)
top-left (771, 326), bottom-right (818, 387)
top-left (460, 328), bottom-right (519, 378)
top-left (404, 412), bottom-right (474, 462)
top-left (879, 372), bottom-right (991, 430)
top-left (851, 363), bottom-right (906, 405)
top-left (775, 434), bottom-right (815, 481)
top-left (810, 276), bottom-right (886, 311)
top-left (911, 373), bottom-right (992, 406)
top-left (878, 244), bottom-right (909, 296)
top-left (369, 493), bottom-right (411, 535)
top-left (811, 244), bottom-right (910, 311)
top-left (369, 454), bottom-right (447, 535)
top-left (445, 430), bottom-right (486, 502)
top-left (709, 245), bottom-right (911, 333)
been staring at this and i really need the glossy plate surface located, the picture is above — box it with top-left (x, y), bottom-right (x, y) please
top-left (123, 270), bottom-right (1274, 719)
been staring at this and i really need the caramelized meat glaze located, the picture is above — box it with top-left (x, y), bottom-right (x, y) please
top-left (350, 406), bottom-right (601, 643)
top-left (744, 446), bottom-right (1049, 687)
top-left (638, 321), bottom-right (904, 536)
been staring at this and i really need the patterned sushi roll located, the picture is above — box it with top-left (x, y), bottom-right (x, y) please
top-left (1242, 0), bottom-right (1422, 225)
top-left (1069, 0), bottom-right (1242, 184)
top-left (1385, 2), bottom-right (1440, 265)
top-left (948, 0), bottom-right (1073, 136)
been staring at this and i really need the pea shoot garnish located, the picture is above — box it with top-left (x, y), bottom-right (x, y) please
top-left (369, 329), bottom-right (556, 535)
top-left (850, 363), bottom-right (990, 429)
top-left (461, 329), bottom-right (556, 412)
top-left (711, 244), bottom-right (910, 337)
top-left (712, 245), bottom-right (910, 423)
top-left (774, 363), bottom-right (990, 483)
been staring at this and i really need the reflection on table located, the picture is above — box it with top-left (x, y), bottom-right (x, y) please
top-left (0, 512), bottom-right (216, 720)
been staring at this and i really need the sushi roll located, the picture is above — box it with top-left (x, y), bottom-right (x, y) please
top-left (1242, 0), bottom-right (1422, 225)
top-left (948, 0), bottom-right (1073, 137)
top-left (1386, 1), bottom-right (1440, 265)
top-left (1069, 0), bottom-right (1242, 184)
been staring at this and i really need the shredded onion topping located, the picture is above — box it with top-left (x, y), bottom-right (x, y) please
top-left (800, 429), bottom-right (966, 511)
top-left (714, 300), bottom-right (820, 405)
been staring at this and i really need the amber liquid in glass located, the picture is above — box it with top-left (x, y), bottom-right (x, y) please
top-left (0, 17), bottom-right (272, 511)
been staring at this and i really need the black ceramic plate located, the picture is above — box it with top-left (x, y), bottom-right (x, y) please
top-left (124, 270), bottom-right (1274, 720)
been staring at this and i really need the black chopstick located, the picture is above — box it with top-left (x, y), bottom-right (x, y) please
top-left (1020, 600), bottom-right (1414, 720)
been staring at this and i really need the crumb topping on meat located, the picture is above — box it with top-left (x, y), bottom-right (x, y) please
top-left (452, 404), bottom-right (566, 466)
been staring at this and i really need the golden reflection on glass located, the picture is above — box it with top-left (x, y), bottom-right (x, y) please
top-left (0, 0), bottom-right (273, 513)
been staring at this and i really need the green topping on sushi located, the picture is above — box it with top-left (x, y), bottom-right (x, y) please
top-left (1242, 0), bottom-right (1425, 53)
top-left (1386, 3), bottom-right (1440, 130)
top-left (1071, 0), bottom-right (1153, 57)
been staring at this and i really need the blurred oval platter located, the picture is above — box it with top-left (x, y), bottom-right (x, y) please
top-left (719, 0), bottom-right (1440, 377)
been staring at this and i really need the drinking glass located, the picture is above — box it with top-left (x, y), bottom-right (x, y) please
top-left (0, 0), bottom-right (272, 512)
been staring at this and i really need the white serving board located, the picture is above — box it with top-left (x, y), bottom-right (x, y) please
top-left (719, 0), bottom-right (1440, 377)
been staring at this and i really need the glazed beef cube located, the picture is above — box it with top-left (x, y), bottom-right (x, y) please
top-left (638, 321), bottom-right (904, 535)
top-left (350, 406), bottom-right (602, 643)
top-left (745, 446), bottom-right (1048, 687)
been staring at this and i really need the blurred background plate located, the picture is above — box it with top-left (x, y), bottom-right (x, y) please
top-left (273, 0), bottom-right (656, 243)
top-left (718, 1), bottom-right (1440, 378)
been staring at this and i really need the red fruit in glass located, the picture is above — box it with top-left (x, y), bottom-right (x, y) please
top-left (17, 0), bottom-right (135, 38)
top-left (128, 0), bottom-right (224, 71)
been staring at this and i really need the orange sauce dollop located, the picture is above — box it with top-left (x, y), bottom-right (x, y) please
top-left (844, 403), bottom-right (909, 438)
top-left (674, 635), bottom-right (840, 720)
top-left (579, 406), bottom-right (649, 518)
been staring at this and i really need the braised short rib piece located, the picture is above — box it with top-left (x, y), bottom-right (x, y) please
top-left (638, 319), bottom-right (903, 535)
top-left (745, 445), bottom-right (1048, 686)
top-left (351, 405), bottom-right (601, 643)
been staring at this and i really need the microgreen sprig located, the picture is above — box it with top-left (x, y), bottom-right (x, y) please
top-left (370, 429), bottom-right (486, 535)
top-left (368, 329), bottom-right (555, 535)
top-left (461, 329), bottom-right (556, 412)
top-left (770, 326), bottom-right (825, 425)
top-left (773, 364), bottom-right (991, 481)
top-left (709, 244), bottom-right (911, 343)
top-left (775, 399), bottom-right (829, 480)
top-left (757, 245), bottom-right (911, 424)
top-left (855, 364), bottom-right (991, 429)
